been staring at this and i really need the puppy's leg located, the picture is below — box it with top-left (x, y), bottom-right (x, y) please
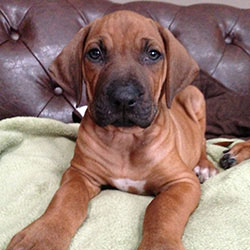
top-left (219, 140), bottom-right (250, 169)
top-left (194, 140), bottom-right (218, 183)
top-left (139, 175), bottom-right (200, 250)
top-left (189, 87), bottom-right (218, 183)
top-left (7, 167), bottom-right (100, 250)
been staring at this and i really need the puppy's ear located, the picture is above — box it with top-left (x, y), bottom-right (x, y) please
top-left (158, 26), bottom-right (199, 108)
top-left (49, 25), bottom-right (90, 107)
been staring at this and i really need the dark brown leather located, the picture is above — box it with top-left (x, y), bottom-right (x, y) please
top-left (0, 0), bottom-right (249, 138)
top-left (192, 71), bottom-right (250, 139)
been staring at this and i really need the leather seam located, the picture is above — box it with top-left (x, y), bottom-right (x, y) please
top-left (168, 6), bottom-right (182, 31)
top-left (0, 40), bottom-right (8, 46)
top-left (0, 9), bottom-right (11, 28)
top-left (211, 9), bottom-right (244, 77)
top-left (228, 9), bottom-right (242, 36)
top-left (37, 95), bottom-right (54, 117)
top-left (210, 43), bottom-right (226, 77)
top-left (17, 6), bottom-right (32, 30)
top-left (21, 40), bottom-right (53, 86)
top-left (65, 0), bottom-right (89, 25)
top-left (228, 9), bottom-right (249, 56)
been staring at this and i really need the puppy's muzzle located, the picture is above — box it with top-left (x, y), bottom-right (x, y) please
top-left (91, 79), bottom-right (157, 128)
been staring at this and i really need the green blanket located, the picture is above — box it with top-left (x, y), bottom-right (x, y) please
top-left (0, 117), bottom-right (250, 250)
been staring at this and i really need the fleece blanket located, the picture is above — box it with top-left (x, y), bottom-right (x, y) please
top-left (0, 117), bottom-right (250, 250)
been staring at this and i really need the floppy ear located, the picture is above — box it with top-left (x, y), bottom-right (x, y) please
top-left (49, 25), bottom-right (90, 107)
top-left (158, 26), bottom-right (199, 108)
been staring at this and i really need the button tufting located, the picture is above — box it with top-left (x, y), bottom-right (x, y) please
top-left (54, 87), bottom-right (63, 96)
top-left (10, 29), bottom-right (20, 41)
top-left (225, 35), bottom-right (233, 44)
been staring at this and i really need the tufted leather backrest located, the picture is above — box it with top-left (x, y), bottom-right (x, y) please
top-left (0, 0), bottom-right (249, 126)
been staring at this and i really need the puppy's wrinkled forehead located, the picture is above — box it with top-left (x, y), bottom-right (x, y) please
top-left (86, 11), bottom-right (163, 51)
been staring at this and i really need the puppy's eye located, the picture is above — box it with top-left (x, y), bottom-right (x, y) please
top-left (148, 50), bottom-right (162, 61)
top-left (87, 48), bottom-right (102, 62)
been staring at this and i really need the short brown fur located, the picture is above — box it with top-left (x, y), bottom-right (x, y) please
top-left (7, 11), bottom-right (218, 250)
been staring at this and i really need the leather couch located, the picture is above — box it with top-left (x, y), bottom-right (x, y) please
top-left (0, 0), bottom-right (249, 139)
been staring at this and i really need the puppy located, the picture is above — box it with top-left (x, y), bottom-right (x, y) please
top-left (7, 10), bottom-right (217, 250)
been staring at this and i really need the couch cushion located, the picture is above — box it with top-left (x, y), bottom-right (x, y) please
top-left (192, 71), bottom-right (250, 139)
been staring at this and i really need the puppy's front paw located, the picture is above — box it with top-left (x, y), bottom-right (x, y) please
top-left (194, 160), bottom-right (218, 183)
top-left (219, 151), bottom-right (237, 169)
top-left (219, 141), bottom-right (250, 169)
top-left (7, 218), bottom-right (70, 250)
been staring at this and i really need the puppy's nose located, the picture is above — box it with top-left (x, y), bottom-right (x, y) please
top-left (110, 85), bottom-right (141, 108)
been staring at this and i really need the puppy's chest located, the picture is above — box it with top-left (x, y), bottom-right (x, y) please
top-left (93, 132), bottom-right (170, 194)
top-left (107, 159), bottom-right (149, 195)
top-left (110, 178), bottom-right (147, 194)
top-left (106, 152), bottom-right (165, 195)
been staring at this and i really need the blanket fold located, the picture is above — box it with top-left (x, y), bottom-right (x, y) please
top-left (0, 117), bottom-right (249, 250)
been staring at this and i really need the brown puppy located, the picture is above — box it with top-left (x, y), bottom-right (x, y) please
top-left (7, 11), bottom-right (218, 250)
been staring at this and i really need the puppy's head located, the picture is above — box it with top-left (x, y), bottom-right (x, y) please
top-left (49, 10), bottom-right (199, 128)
